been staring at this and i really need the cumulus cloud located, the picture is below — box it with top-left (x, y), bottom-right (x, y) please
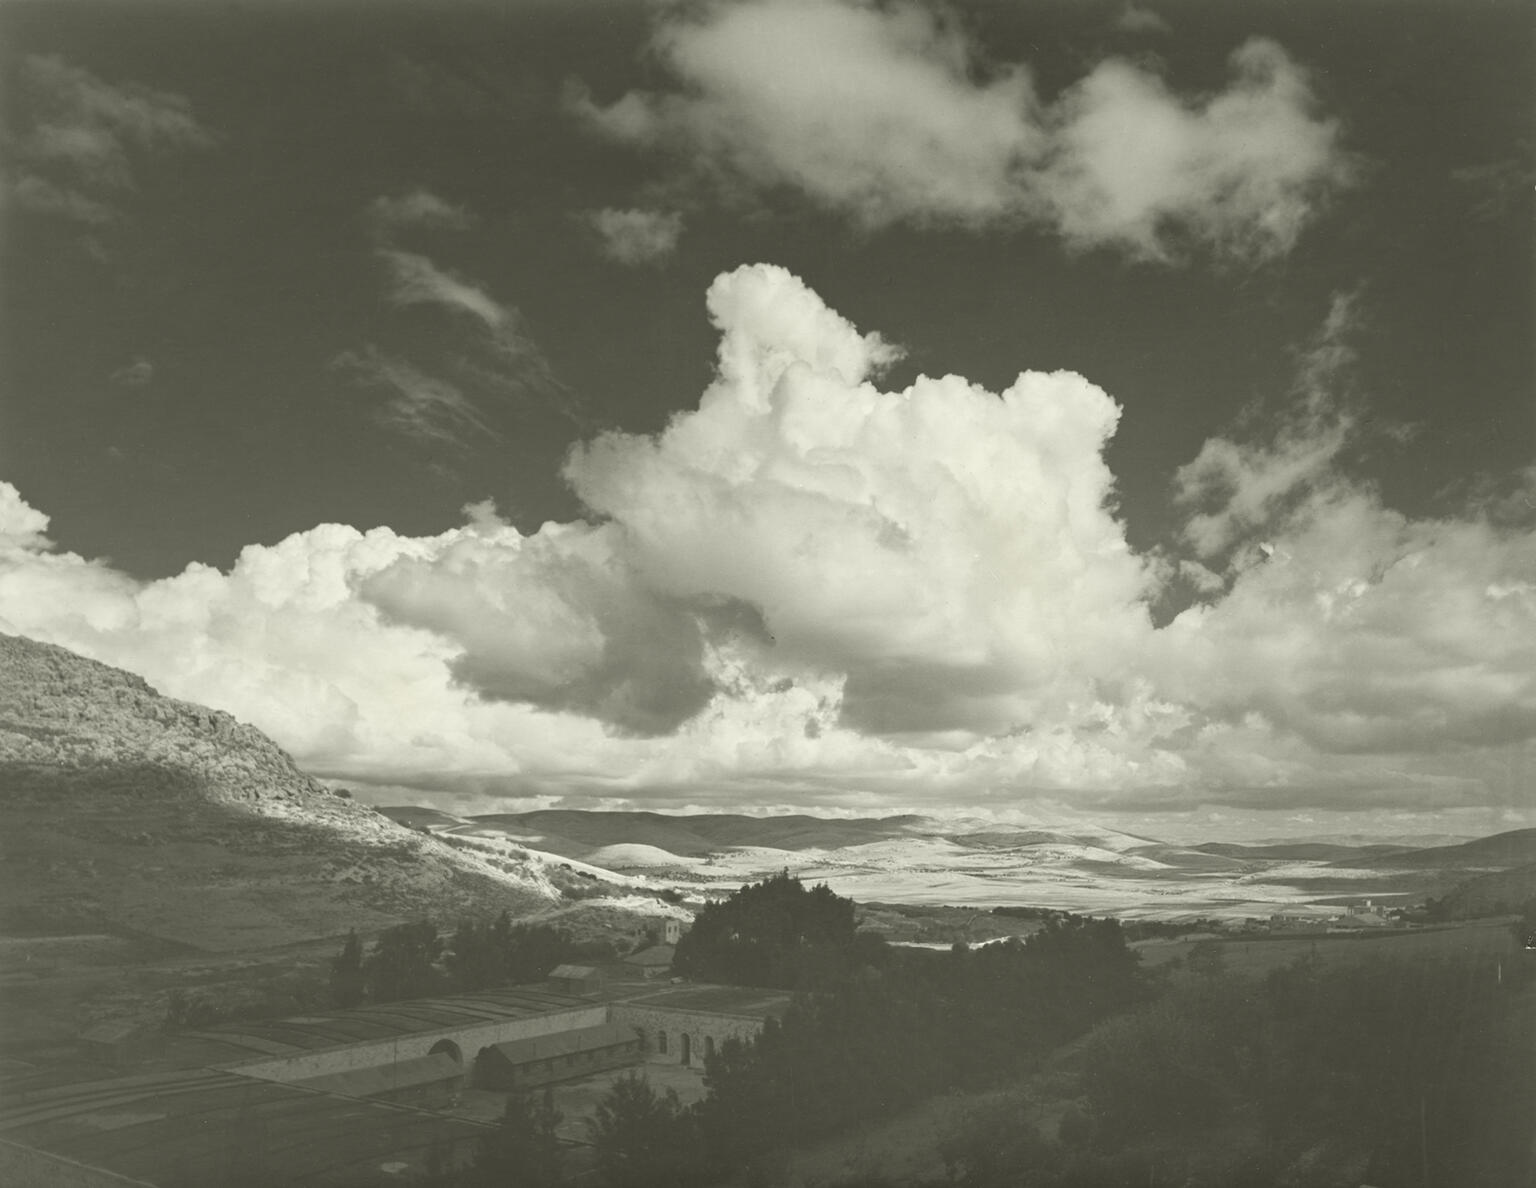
top-left (6, 55), bottom-right (213, 228)
top-left (1155, 492), bottom-right (1536, 761)
top-left (571, 0), bottom-right (1350, 263)
top-left (3, 267), bottom-right (1531, 821)
top-left (585, 207), bottom-right (685, 265)
top-left (566, 263), bottom-right (1153, 738)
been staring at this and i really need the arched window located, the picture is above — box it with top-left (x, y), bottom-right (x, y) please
top-left (429, 1038), bottom-right (463, 1065)
top-left (658, 1030), bottom-right (668, 1055)
top-left (704, 1036), bottom-right (715, 1059)
top-left (680, 1033), bottom-right (691, 1066)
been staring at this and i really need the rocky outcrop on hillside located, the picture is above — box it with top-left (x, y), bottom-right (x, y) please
top-left (2, 633), bottom-right (340, 811)
top-left (0, 633), bottom-right (561, 947)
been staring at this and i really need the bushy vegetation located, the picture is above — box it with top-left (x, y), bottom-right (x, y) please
top-left (698, 913), bottom-right (1144, 1169)
top-left (587, 1073), bottom-right (709, 1188)
top-left (672, 870), bottom-right (864, 987)
top-left (327, 913), bottom-right (582, 1007)
top-left (933, 953), bottom-right (1534, 1187)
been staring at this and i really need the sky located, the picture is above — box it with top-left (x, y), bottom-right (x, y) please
top-left (0, 0), bottom-right (1532, 842)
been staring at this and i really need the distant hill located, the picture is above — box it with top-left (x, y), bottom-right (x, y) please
top-left (1345, 829), bottom-right (1536, 872)
top-left (459, 810), bottom-right (1156, 862)
top-left (1195, 841), bottom-right (1414, 863)
top-left (467, 810), bottom-right (926, 857)
top-left (0, 633), bottom-right (560, 950)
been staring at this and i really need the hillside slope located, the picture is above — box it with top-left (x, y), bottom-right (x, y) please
top-left (0, 633), bottom-right (560, 950)
top-left (1347, 829), bottom-right (1536, 872)
top-left (1437, 863), bottom-right (1536, 918)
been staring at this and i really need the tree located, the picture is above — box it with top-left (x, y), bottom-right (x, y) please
top-left (364, 921), bottom-right (444, 1003)
top-left (445, 918), bottom-right (502, 993)
top-left (588, 1073), bottom-right (706, 1187)
top-left (673, 872), bottom-right (859, 987)
top-left (329, 930), bottom-right (366, 1008)
top-left (464, 1091), bottom-right (563, 1188)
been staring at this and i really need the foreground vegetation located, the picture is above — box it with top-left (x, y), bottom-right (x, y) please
top-left (436, 874), bottom-right (1532, 1188)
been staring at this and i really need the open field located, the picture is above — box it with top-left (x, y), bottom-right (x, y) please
top-left (1132, 917), bottom-right (1521, 976)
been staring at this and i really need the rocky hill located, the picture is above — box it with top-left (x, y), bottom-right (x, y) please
top-left (0, 633), bottom-right (563, 950)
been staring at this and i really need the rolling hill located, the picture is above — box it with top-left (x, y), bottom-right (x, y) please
top-left (0, 633), bottom-right (563, 951)
top-left (1434, 863), bottom-right (1536, 919)
top-left (1344, 829), bottom-right (1536, 872)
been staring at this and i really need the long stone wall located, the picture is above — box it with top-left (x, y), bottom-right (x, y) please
top-left (609, 1004), bottom-right (771, 1066)
top-left (229, 1004), bottom-right (608, 1083)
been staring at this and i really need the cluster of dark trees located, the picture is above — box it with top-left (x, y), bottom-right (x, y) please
top-left (930, 952), bottom-right (1535, 1187)
top-left (328, 914), bottom-right (579, 1007)
top-left (671, 870), bottom-right (875, 987)
top-left (697, 913), bottom-right (1143, 1172)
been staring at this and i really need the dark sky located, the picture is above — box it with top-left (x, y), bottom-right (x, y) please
top-left (1, 0), bottom-right (1531, 839)
top-left (4, 0), bottom-right (1528, 575)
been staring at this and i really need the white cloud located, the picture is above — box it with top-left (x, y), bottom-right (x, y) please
top-left (572, 0), bottom-right (1351, 262)
top-left (585, 207), bottom-right (684, 265)
top-left (3, 269), bottom-right (1531, 823)
top-left (565, 263), bottom-right (1153, 737)
top-left (1155, 490), bottom-right (1536, 761)
top-left (1038, 39), bottom-right (1351, 263)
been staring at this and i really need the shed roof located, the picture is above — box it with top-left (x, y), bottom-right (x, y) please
top-left (483, 1022), bottom-right (639, 1067)
top-left (290, 1052), bottom-right (462, 1099)
top-left (164, 985), bottom-right (593, 1062)
top-left (78, 1021), bottom-right (148, 1044)
top-left (548, 964), bottom-right (601, 980)
top-left (623, 944), bottom-right (675, 967)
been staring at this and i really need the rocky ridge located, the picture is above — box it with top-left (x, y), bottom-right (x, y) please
top-left (0, 633), bottom-right (565, 947)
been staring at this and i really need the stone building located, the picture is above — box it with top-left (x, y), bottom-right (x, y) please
top-left (610, 984), bottom-right (790, 1069)
top-left (474, 1021), bottom-right (642, 1090)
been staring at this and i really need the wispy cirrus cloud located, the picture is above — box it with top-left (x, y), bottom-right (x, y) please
top-left (335, 190), bottom-right (580, 449)
top-left (1174, 292), bottom-right (1364, 562)
top-left (6, 54), bottom-right (214, 230)
top-left (367, 189), bottom-right (475, 236)
top-left (330, 346), bottom-right (497, 449)
top-left (570, 0), bottom-right (1351, 265)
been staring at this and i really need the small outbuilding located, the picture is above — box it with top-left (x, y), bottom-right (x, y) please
top-left (548, 964), bottom-right (605, 996)
top-left (474, 1022), bottom-right (642, 1091)
top-left (622, 944), bottom-right (676, 979)
top-left (77, 1021), bottom-right (157, 1068)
